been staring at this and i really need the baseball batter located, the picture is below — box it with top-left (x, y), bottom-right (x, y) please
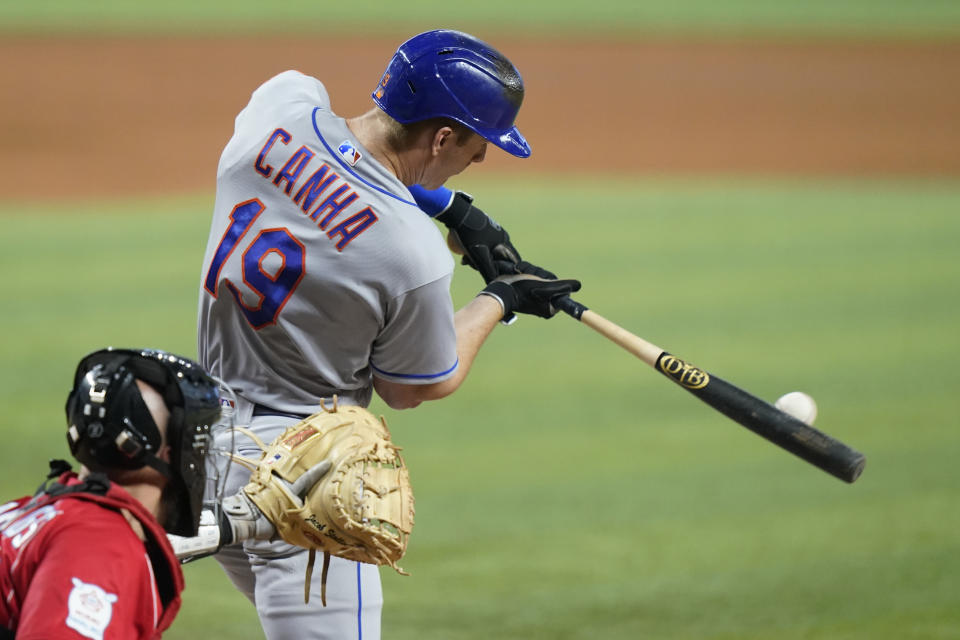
top-left (198, 30), bottom-right (580, 639)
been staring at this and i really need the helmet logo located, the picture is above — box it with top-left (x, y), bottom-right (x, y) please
top-left (374, 72), bottom-right (390, 100)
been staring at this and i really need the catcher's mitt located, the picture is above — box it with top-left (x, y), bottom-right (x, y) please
top-left (235, 398), bottom-right (414, 604)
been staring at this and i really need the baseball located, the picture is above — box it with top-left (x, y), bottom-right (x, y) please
top-left (775, 391), bottom-right (818, 425)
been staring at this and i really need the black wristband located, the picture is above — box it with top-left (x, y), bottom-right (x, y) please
top-left (480, 281), bottom-right (515, 318)
top-left (434, 191), bottom-right (473, 228)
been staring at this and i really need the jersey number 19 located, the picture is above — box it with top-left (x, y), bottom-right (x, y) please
top-left (203, 198), bottom-right (306, 329)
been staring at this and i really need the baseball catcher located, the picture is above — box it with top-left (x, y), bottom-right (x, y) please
top-left (170, 398), bottom-right (414, 605)
top-left (0, 347), bottom-right (223, 639)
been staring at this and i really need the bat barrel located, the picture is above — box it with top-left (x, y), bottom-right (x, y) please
top-left (682, 372), bottom-right (866, 483)
top-left (558, 297), bottom-right (866, 484)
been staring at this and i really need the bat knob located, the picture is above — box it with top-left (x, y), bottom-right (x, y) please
top-left (556, 296), bottom-right (588, 320)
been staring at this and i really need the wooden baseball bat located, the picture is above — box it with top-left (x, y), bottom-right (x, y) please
top-left (555, 297), bottom-right (866, 483)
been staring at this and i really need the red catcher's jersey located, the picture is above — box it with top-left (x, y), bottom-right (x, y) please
top-left (0, 473), bottom-right (184, 639)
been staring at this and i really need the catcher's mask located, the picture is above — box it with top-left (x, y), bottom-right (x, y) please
top-left (372, 29), bottom-right (530, 158)
top-left (65, 348), bottom-right (222, 536)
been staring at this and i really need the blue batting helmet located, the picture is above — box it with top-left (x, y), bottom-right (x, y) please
top-left (372, 29), bottom-right (531, 158)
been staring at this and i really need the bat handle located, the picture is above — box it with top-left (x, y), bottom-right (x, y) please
top-left (556, 296), bottom-right (588, 320)
top-left (556, 297), bottom-right (663, 366)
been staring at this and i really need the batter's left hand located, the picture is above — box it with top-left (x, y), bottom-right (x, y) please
top-left (436, 191), bottom-right (521, 283)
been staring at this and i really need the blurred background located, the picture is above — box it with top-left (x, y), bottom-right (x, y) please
top-left (1, 1), bottom-right (958, 638)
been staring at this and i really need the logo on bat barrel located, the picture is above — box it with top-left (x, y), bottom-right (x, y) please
top-left (657, 354), bottom-right (710, 389)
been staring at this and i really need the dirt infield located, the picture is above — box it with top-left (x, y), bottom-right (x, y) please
top-left (2, 34), bottom-right (958, 201)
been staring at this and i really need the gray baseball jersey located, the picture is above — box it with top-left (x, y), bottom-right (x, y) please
top-left (199, 70), bottom-right (460, 640)
top-left (198, 70), bottom-right (458, 413)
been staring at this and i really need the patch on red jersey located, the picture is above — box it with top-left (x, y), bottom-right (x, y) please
top-left (66, 577), bottom-right (117, 640)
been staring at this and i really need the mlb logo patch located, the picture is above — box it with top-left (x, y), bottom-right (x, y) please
top-left (338, 140), bottom-right (362, 167)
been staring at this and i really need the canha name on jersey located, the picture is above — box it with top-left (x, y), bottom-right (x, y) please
top-left (254, 127), bottom-right (378, 251)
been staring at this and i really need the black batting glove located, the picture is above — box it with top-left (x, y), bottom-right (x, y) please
top-left (480, 267), bottom-right (581, 320)
top-left (512, 260), bottom-right (557, 279)
top-left (435, 191), bottom-right (521, 283)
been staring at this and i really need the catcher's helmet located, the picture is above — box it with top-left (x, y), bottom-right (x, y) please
top-left (65, 348), bottom-right (221, 536)
top-left (372, 29), bottom-right (531, 158)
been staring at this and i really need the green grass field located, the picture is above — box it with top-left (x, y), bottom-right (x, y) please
top-left (3, 1), bottom-right (958, 637)
top-left (2, 0), bottom-right (960, 38)
top-left (2, 177), bottom-right (958, 638)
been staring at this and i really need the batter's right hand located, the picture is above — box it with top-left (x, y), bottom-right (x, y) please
top-left (480, 263), bottom-right (581, 320)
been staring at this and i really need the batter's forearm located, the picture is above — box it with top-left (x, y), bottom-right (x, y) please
top-left (372, 295), bottom-right (502, 408)
top-left (450, 294), bottom-right (503, 378)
